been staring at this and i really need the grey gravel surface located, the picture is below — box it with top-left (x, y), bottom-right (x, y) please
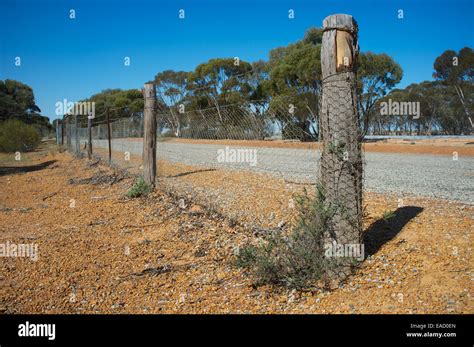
top-left (90, 139), bottom-right (474, 204)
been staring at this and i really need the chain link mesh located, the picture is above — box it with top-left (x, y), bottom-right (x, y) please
top-left (319, 73), bottom-right (364, 280)
top-left (60, 88), bottom-right (363, 248)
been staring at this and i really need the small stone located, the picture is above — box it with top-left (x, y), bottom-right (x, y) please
top-left (189, 204), bottom-right (204, 214)
top-left (288, 289), bottom-right (297, 304)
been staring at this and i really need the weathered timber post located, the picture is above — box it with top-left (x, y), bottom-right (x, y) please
top-left (87, 115), bottom-right (93, 159)
top-left (106, 107), bottom-right (112, 164)
top-left (61, 117), bottom-right (64, 145)
top-left (320, 14), bottom-right (363, 282)
top-left (66, 116), bottom-right (71, 149)
top-left (74, 113), bottom-right (80, 155)
top-left (55, 121), bottom-right (60, 144)
top-left (143, 83), bottom-right (157, 186)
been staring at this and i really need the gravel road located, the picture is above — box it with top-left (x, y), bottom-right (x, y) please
top-left (91, 138), bottom-right (474, 204)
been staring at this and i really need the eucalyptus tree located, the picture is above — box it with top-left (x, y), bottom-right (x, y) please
top-left (154, 70), bottom-right (189, 137)
top-left (433, 47), bottom-right (474, 130)
top-left (266, 28), bottom-right (323, 140)
top-left (357, 53), bottom-right (403, 135)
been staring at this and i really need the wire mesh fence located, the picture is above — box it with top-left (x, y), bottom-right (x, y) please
top-left (58, 71), bottom-right (368, 294)
top-left (59, 82), bottom-right (365, 236)
top-left (59, 97), bottom-right (326, 227)
top-left (61, 97), bottom-right (325, 181)
top-left (154, 99), bottom-right (320, 182)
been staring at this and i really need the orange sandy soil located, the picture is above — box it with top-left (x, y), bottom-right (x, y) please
top-left (0, 143), bottom-right (472, 314)
top-left (129, 137), bottom-right (474, 156)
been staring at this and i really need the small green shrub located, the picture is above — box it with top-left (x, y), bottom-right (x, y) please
top-left (236, 186), bottom-right (339, 289)
top-left (126, 176), bottom-right (152, 198)
top-left (0, 119), bottom-right (41, 153)
top-left (382, 210), bottom-right (396, 221)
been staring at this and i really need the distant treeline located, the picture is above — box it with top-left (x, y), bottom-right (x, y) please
top-left (2, 28), bottom-right (472, 140)
top-left (82, 28), bottom-right (472, 138)
top-left (0, 80), bottom-right (53, 137)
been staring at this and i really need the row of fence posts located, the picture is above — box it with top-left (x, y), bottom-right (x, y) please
top-left (54, 85), bottom-right (157, 186)
top-left (56, 108), bottom-right (114, 163)
top-left (53, 13), bottom-right (361, 285)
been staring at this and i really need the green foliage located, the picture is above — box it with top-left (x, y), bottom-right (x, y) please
top-left (357, 52), bottom-right (404, 134)
top-left (77, 89), bottom-right (146, 125)
top-left (376, 80), bottom-right (473, 135)
top-left (188, 58), bottom-right (254, 108)
top-left (382, 210), bottom-right (396, 221)
top-left (126, 176), bottom-right (152, 198)
top-left (433, 47), bottom-right (474, 84)
top-left (267, 28), bottom-right (322, 140)
top-left (0, 79), bottom-right (52, 136)
top-left (154, 70), bottom-right (190, 136)
top-left (0, 118), bottom-right (41, 152)
top-left (149, 27), bottom-right (432, 139)
top-left (433, 47), bottom-right (474, 132)
top-left (371, 47), bottom-right (473, 135)
top-left (0, 79), bottom-right (41, 121)
top-left (327, 141), bottom-right (347, 160)
top-left (155, 70), bottom-right (189, 110)
top-left (236, 186), bottom-right (336, 289)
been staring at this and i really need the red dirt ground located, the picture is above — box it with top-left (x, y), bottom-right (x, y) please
top-left (0, 144), bottom-right (472, 313)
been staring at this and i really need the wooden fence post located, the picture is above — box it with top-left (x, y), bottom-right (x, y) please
top-left (56, 121), bottom-right (60, 144)
top-left (106, 107), bottom-right (112, 164)
top-left (61, 117), bottom-right (64, 145)
top-left (320, 14), bottom-right (363, 282)
top-left (143, 83), bottom-right (157, 186)
top-left (74, 114), bottom-right (80, 155)
top-left (87, 115), bottom-right (93, 159)
top-left (66, 116), bottom-right (71, 148)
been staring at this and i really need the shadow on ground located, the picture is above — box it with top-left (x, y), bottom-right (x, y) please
top-left (0, 160), bottom-right (57, 177)
top-left (363, 206), bottom-right (424, 256)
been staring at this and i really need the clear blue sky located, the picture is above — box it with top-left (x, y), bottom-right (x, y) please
top-left (1, 0), bottom-right (473, 121)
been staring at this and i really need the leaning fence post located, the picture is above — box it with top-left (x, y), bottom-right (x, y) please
top-left (320, 14), bottom-right (363, 282)
top-left (143, 83), bottom-right (157, 186)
